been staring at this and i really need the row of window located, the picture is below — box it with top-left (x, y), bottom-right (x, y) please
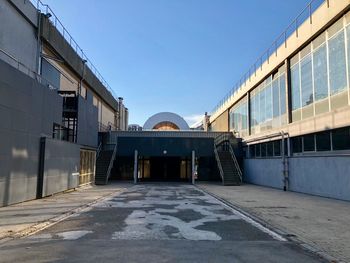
top-left (291, 18), bottom-right (350, 119)
top-left (247, 126), bottom-right (350, 158)
top-left (229, 13), bottom-right (350, 137)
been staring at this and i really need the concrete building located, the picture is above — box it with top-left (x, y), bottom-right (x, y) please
top-left (0, 0), bottom-right (128, 206)
top-left (207, 0), bottom-right (350, 201)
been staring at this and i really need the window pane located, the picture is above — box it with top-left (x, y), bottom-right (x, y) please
top-left (316, 131), bottom-right (331, 151)
top-left (280, 74), bottom-right (286, 115)
top-left (265, 84), bottom-right (272, 120)
top-left (267, 142), bottom-right (273, 157)
top-left (303, 134), bottom-right (315, 151)
top-left (249, 145), bottom-right (256, 158)
top-left (260, 88), bottom-right (266, 123)
top-left (272, 79), bottom-right (280, 117)
top-left (301, 55), bottom-right (313, 106)
top-left (347, 26), bottom-right (350, 86)
top-left (313, 45), bottom-right (328, 101)
top-left (250, 96), bottom-right (256, 127)
top-left (291, 64), bottom-right (301, 110)
top-left (292, 137), bottom-right (302, 153)
top-left (328, 31), bottom-right (347, 95)
top-left (256, 144), bottom-right (261, 157)
top-left (261, 143), bottom-right (267, 157)
top-left (273, 140), bottom-right (281, 156)
top-left (332, 127), bottom-right (350, 150)
top-left (41, 59), bottom-right (60, 89)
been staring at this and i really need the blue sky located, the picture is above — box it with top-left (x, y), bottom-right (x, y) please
top-left (43, 0), bottom-right (309, 126)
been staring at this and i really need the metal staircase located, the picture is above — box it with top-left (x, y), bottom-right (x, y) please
top-left (95, 143), bottom-right (117, 185)
top-left (214, 133), bottom-right (242, 186)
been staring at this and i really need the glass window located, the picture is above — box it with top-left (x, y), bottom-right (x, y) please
top-left (272, 79), bottom-right (280, 117)
top-left (292, 137), bottom-right (302, 153)
top-left (303, 134), bottom-right (315, 151)
top-left (267, 142), bottom-right (273, 157)
top-left (265, 84), bottom-right (272, 120)
top-left (332, 127), bottom-right (350, 150)
top-left (260, 88), bottom-right (266, 123)
top-left (300, 55), bottom-right (313, 106)
top-left (41, 59), bottom-right (60, 89)
top-left (313, 44), bottom-right (328, 101)
top-left (347, 25), bottom-right (350, 88)
top-left (316, 131), bottom-right (331, 151)
top-left (249, 145), bottom-right (256, 158)
top-left (273, 140), bottom-right (281, 156)
top-left (261, 143), bottom-right (267, 157)
top-left (255, 144), bottom-right (261, 157)
top-left (291, 64), bottom-right (301, 110)
top-left (328, 31), bottom-right (347, 95)
top-left (279, 74), bottom-right (286, 115)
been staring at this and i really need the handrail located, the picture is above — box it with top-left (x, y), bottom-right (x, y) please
top-left (96, 142), bottom-right (102, 158)
top-left (29, 0), bottom-right (118, 100)
top-left (211, 0), bottom-right (326, 116)
top-left (214, 143), bottom-right (225, 184)
top-left (228, 142), bottom-right (243, 183)
top-left (105, 143), bottom-right (117, 184)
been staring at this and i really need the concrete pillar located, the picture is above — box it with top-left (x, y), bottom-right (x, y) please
top-left (191, 150), bottom-right (195, 185)
top-left (133, 150), bottom-right (138, 184)
top-left (285, 59), bottom-right (293, 124)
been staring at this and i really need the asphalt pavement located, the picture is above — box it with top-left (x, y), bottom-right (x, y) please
top-left (0, 184), bottom-right (325, 263)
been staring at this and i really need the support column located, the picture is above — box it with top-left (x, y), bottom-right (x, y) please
top-left (285, 59), bottom-right (293, 124)
top-left (191, 151), bottom-right (195, 185)
top-left (133, 150), bottom-right (138, 184)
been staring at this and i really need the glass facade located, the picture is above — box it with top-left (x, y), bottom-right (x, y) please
top-left (250, 67), bottom-right (286, 135)
top-left (229, 96), bottom-right (248, 137)
top-left (290, 16), bottom-right (350, 121)
top-left (228, 14), bottom-right (350, 143)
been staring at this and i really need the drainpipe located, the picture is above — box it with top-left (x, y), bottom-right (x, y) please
top-left (281, 131), bottom-right (289, 191)
top-left (79, 59), bottom-right (87, 96)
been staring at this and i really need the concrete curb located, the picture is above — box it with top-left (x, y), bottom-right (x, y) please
top-left (196, 185), bottom-right (344, 263)
top-left (0, 187), bottom-right (126, 244)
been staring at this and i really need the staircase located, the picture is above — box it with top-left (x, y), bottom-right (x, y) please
top-left (95, 144), bottom-right (117, 185)
top-left (214, 133), bottom-right (242, 186)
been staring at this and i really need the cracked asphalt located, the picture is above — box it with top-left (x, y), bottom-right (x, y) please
top-left (0, 184), bottom-right (325, 262)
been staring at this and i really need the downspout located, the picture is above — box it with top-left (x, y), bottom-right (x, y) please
top-left (36, 12), bottom-right (42, 80)
top-left (281, 131), bottom-right (289, 191)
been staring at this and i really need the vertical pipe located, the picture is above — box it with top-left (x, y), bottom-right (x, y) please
top-left (281, 132), bottom-right (286, 191)
top-left (285, 59), bottom-right (293, 124)
top-left (191, 151), bottom-right (195, 185)
top-left (133, 150), bottom-right (138, 184)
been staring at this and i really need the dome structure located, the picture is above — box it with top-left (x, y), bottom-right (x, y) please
top-left (143, 112), bottom-right (190, 130)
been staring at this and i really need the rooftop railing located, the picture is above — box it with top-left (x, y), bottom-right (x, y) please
top-left (30, 0), bottom-right (118, 100)
top-left (211, 0), bottom-right (327, 116)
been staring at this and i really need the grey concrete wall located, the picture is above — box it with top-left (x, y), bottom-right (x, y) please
top-left (77, 91), bottom-right (98, 147)
top-left (42, 138), bottom-right (80, 197)
top-left (0, 0), bottom-right (38, 73)
top-left (0, 58), bottom-right (62, 207)
top-left (289, 156), bottom-right (350, 201)
top-left (244, 156), bottom-right (350, 201)
top-left (244, 159), bottom-right (284, 189)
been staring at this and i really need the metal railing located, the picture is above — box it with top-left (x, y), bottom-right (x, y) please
top-left (213, 143), bottom-right (225, 183)
top-left (211, 0), bottom-right (327, 116)
top-left (30, 0), bottom-right (118, 100)
top-left (228, 143), bottom-right (243, 183)
top-left (105, 143), bottom-right (117, 184)
top-left (0, 47), bottom-right (61, 90)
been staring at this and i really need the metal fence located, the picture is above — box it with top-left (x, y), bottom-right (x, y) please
top-left (211, 0), bottom-right (327, 116)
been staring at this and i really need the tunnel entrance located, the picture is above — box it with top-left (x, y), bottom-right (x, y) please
top-left (138, 157), bottom-right (192, 182)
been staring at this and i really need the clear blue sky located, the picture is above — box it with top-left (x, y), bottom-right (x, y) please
top-left (43, 0), bottom-right (309, 126)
